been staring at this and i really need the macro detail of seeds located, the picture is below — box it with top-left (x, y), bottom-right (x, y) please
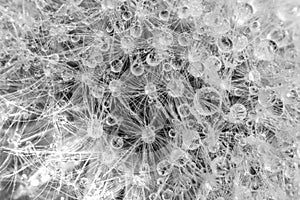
top-left (1, 0), bottom-right (300, 200)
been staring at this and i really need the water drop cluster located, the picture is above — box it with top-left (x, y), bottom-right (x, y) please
top-left (1, 0), bottom-right (300, 200)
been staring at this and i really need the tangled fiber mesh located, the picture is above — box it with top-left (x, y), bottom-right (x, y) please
top-left (1, 0), bottom-right (300, 200)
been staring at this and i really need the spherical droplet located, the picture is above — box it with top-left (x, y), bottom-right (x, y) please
top-left (149, 193), bottom-right (161, 200)
top-left (205, 56), bottom-right (222, 71)
top-left (70, 34), bottom-right (81, 43)
top-left (233, 88), bottom-right (245, 97)
top-left (163, 62), bottom-right (173, 72)
top-left (250, 20), bottom-right (261, 33)
top-left (108, 79), bottom-right (123, 93)
top-left (182, 129), bottom-right (201, 150)
top-left (189, 62), bottom-right (205, 77)
top-left (122, 10), bottom-right (133, 21)
top-left (249, 85), bottom-right (259, 95)
top-left (217, 35), bottom-right (233, 53)
top-left (130, 62), bottom-right (145, 76)
top-left (203, 12), bottom-right (223, 27)
top-left (156, 177), bottom-right (164, 186)
top-left (159, 10), bottom-right (170, 21)
top-left (177, 6), bottom-right (190, 19)
top-left (159, 30), bottom-right (174, 46)
top-left (120, 35), bottom-right (135, 53)
top-left (178, 32), bottom-right (191, 47)
top-left (84, 58), bottom-right (97, 69)
top-left (106, 22), bottom-right (114, 33)
top-left (130, 24), bottom-right (143, 38)
top-left (228, 103), bottom-right (247, 123)
top-left (157, 159), bottom-right (172, 176)
top-left (91, 53), bottom-right (104, 64)
top-left (254, 39), bottom-right (277, 61)
top-left (235, 3), bottom-right (254, 25)
top-left (193, 87), bottom-right (222, 116)
top-left (162, 189), bottom-right (174, 200)
top-left (167, 79), bottom-right (185, 98)
top-left (267, 28), bottom-right (287, 44)
top-left (110, 59), bottom-right (123, 73)
top-left (276, 1), bottom-right (300, 21)
top-left (110, 136), bottom-right (124, 149)
top-left (178, 103), bottom-right (191, 118)
top-left (98, 36), bottom-right (110, 52)
top-left (146, 51), bottom-right (163, 66)
top-left (91, 86), bottom-right (105, 99)
top-left (168, 129), bottom-right (177, 138)
top-left (106, 114), bottom-right (118, 126)
top-left (248, 70), bottom-right (261, 82)
top-left (234, 34), bottom-right (248, 52)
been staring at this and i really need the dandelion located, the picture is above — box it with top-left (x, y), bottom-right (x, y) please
top-left (1, 0), bottom-right (300, 199)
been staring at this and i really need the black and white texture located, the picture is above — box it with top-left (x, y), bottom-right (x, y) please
top-left (0, 0), bottom-right (300, 200)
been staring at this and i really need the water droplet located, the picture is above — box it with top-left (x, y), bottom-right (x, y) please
top-left (178, 32), bottom-right (191, 46)
top-left (254, 39), bottom-right (277, 61)
top-left (146, 51), bottom-right (163, 66)
top-left (205, 56), bottom-right (222, 71)
top-left (122, 11), bottom-right (133, 21)
top-left (130, 62), bottom-right (145, 76)
top-left (234, 34), bottom-right (248, 52)
top-left (178, 103), bottom-right (191, 118)
top-left (193, 87), bottom-right (222, 116)
top-left (228, 103), bottom-right (247, 123)
top-left (235, 2), bottom-right (254, 25)
top-left (217, 34), bottom-right (233, 53)
top-left (130, 24), bottom-right (143, 38)
top-left (168, 129), bottom-right (177, 138)
top-left (159, 10), bottom-right (170, 21)
top-left (110, 59), bottom-right (123, 73)
top-left (161, 189), bottom-right (174, 200)
top-left (167, 79), bottom-right (185, 97)
top-left (158, 30), bottom-right (174, 46)
top-left (163, 62), bottom-right (173, 72)
top-left (157, 160), bottom-right (172, 176)
top-left (178, 6), bottom-right (190, 19)
top-left (110, 136), bottom-right (124, 149)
